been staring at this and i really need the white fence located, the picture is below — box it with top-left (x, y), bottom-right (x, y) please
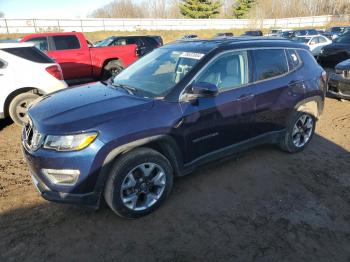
top-left (1, 15), bottom-right (349, 34)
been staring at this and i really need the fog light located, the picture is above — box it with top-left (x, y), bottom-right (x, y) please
top-left (42, 169), bottom-right (80, 185)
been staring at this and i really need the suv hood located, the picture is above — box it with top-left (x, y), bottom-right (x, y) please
top-left (28, 82), bottom-right (154, 134)
top-left (323, 43), bottom-right (350, 52)
top-left (335, 58), bottom-right (350, 70)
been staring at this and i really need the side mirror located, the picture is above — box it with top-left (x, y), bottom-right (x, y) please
top-left (191, 82), bottom-right (219, 97)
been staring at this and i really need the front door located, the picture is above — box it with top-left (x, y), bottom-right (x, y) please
top-left (178, 50), bottom-right (257, 163)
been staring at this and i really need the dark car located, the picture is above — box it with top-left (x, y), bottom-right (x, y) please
top-left (323, 26), bottom-right (343, 39)
top-left (95, 35), bottom-right (163, 56)
top-left (181, 34), bottom-right (198, 40)
top-left (328, 59), bottom-right (350, 100)
top-left (291, 29), bottom-right (318, 37)
top-left (214, 32), bottom-right (234, 38)
top-left (277, 30), bottom-right (294, 39)
top-left (241, 30), bottom-right (263, 36)
top-left (318, 32), bottom-right (350, 68)
top-left (22, 38), bottom-right (326, 218)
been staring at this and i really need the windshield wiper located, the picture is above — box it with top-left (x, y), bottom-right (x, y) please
top-left (110, 83), bottom-right (137, 95)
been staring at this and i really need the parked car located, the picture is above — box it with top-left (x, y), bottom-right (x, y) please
top-left (94, 35), bottom-right (163, 56)
top-left (241, 30), bottom-right (263, 36)
top-left (20, 32), bottom-right (138, 82)
top-left (266, 29), bottom-right (290, 37)
top-left (22, 38), bottom-right (326, 218)
top-left (328, 59), bottom-right (350, 100)
top-left (293, 35), bottom-right (332, 57)
top-left (318, 32), bottom-right (350, 68)
top-left (276, 30), bottom-right (294, 39)
top-left (0, 43), bottom-right (67, 125)
top-left (323, 26), bottom-right (344, 39)
top-left (180, 34), bottom-right (199, 40)
top-left (291, 29), bottom-right (318, 37)
top-left (214, 32), bottom-right (234, 38)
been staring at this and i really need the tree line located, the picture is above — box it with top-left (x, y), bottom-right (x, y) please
top-left (89, 0), bottom-right (350, 19)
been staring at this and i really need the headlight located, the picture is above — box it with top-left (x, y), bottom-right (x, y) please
top-left (43, 132), bottom-right (98, 151)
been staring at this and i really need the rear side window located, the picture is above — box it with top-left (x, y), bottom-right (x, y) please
top-left (3, 47), bottom-right (54, 63)
top-left (24, 37), bottom-right (48, 51)
top-left (286, 49), bottom-right (302, 69)
top-left (252, 49), bottom-right (288, 81)
top-left (53, 35), bottom-right (80, 50)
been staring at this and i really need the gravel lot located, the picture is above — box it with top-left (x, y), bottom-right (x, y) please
top-left (0, 98), bottom-right (349, 262)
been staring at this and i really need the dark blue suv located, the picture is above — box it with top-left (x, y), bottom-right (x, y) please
top-left (22, 38), bottom-right (326, 218)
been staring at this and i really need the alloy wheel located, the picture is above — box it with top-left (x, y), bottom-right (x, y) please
top-left (120, 163), bottom-right (166, 211)
top-left (292, 114), bottom-right (314, 148)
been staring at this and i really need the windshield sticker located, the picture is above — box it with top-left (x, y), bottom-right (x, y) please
top-left (179, 52), bottom-right (204, 60)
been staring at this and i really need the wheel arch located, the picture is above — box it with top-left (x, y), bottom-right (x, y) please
top-left (3, 87), bottom-right (44, 118)
top-left (94, 135), bottom-right (184, 202)
top-left (294, 95), bottom-right (324, 120)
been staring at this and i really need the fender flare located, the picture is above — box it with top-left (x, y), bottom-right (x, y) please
top-left (294, 95), bottom-right (324, 119)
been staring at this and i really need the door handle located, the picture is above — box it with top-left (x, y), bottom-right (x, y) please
top-left (237, 94), bottom-right (255, 101)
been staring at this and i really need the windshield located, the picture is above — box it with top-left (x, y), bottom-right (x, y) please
top-left (294, 37), bottom-right (310, 43)
top-left (95, 37), bottom-right (114, 47)
top-left (112, 48), bottom-right (204, 98)
top-left (334, 34), bottom-right (350, 44)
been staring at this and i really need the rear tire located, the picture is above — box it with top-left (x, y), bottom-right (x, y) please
top-left (280, 111), bottom-right (316, 153)
top-left (101, 60), bottom-right (124, 80)
top-left (9, 92), bottom-right (39, 126)
top-left (104, 147), bottom-right (173, 219)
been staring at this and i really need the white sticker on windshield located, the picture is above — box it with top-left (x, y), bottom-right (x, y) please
top-left (179, 52), bottom-right (204, 60)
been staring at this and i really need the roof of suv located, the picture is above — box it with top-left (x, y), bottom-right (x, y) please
top-left (165, 37), bottom-right (309, 53)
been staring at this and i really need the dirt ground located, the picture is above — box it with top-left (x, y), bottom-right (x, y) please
top-left (0, 98), bottom-right (349, 262)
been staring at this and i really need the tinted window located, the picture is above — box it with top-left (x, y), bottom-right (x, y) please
top-left (3, 47), bottom-right (53, 63)
top-left (286, 49), bottom-right (301, 69)
top-left (53, 35), bottom-right (80, 50)
top-left (253, 49), bottom-right (288, 81)
top-left (24, 37), bottom-right (48, 51)
top-left (334, 34), bottom-right (350, 44)
top-left (196, 51), bottom-right (248, 91)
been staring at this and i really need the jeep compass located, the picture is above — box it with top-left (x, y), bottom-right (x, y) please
top-left (22, 38), bottom-right (326, 218)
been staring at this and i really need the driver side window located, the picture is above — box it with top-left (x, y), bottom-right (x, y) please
top-left (196, 51), bottom-right (248, 91)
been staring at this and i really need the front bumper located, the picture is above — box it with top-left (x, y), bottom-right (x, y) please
top-left (30, 172), bottom-right (100, 208)
top-left (22, 137), bottom-right (106, 208)
top-left (328, 73), bottom-right (350, 100)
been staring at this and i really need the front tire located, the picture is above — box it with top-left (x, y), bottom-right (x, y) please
top-left (104, 148), bottom-right (174, 219)
top-left (9, 92), bottom-right (39, 126)
top-left (101, 60), bottom-right (124, 80)
top-left (280, 112), bottom-right (316, 153)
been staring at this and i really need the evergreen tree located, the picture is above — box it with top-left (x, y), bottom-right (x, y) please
top-left (233, 0), bottom-right (255, 18)
top-left (180, 0), bottom-right (222, 19)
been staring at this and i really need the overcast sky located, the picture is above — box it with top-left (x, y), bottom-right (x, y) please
top-left (0, 0), bottom-right (113, 18)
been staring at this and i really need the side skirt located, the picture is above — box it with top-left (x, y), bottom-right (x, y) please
top-left (182, 130), bottom-right (285, 176)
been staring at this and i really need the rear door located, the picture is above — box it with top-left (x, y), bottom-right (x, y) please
top-left (251, 48), bottom-right (303, 135)
top-left (0, 57), bottom-right (13, 115)
top-left (47, 35), bottom-right (92, 80)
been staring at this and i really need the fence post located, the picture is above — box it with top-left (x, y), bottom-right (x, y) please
top-left (80, 19), bottom-right (83, 32)
top-left (33, 19), bottom-right (37, 32)
top-left (57, 19), bottom-right (61, 31)
top-left (103, 19), bottom-right (106, 32)
top-left (4, 19), bottom-right (9, 36)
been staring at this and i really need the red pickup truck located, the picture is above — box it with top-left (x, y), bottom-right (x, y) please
top-left (21, 32), bottom-right (138, 81)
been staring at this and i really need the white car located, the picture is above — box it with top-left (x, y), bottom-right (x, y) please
top-left (294, 35), bottom-right (332, 57)
top-left (0, 43), bottom-right (67, 125)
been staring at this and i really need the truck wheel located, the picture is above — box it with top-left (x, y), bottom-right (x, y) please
top-left (104, 147), bottom-right (174, 219)
top-left (9, 92), bottom-right (39, 126)
top-left (101, 60), bottom-right (124, 80)
top-left (280, 111), bottom-right (316, 153)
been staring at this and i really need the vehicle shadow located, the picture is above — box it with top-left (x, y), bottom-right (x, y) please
top-left (0, 134), bottom-right (349, 261)
top-left (0, 118), bottom-right (13, 131)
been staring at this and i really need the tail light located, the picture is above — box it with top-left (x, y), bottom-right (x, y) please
top-left (46, 65), bottom-right (63, 80)
top-left (321, 71), bottom-right (327, 83)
